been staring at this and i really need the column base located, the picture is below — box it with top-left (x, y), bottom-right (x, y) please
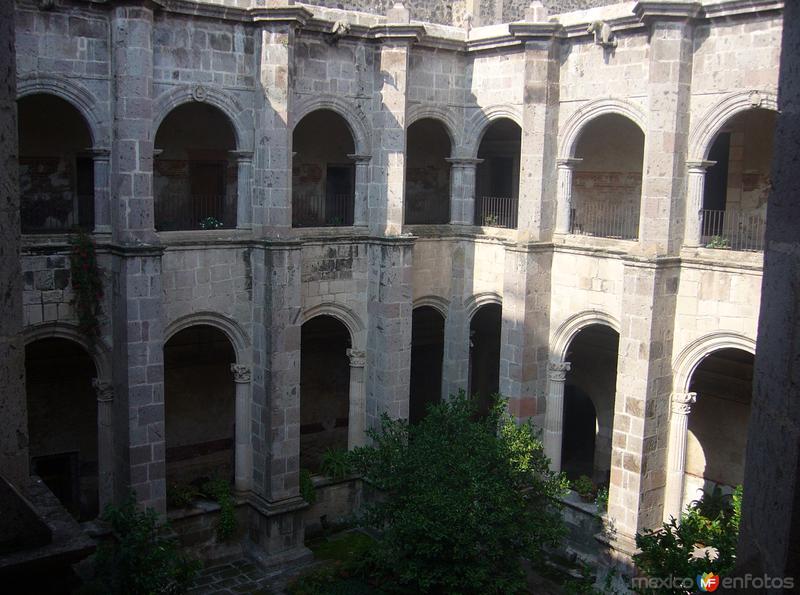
top-left (244, 494), bottom-right (313, 573)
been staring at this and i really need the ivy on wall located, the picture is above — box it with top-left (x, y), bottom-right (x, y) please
top-left (69, 229), bottom-right (104, 338)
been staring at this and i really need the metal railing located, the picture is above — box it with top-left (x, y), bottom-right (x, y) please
top-left (475, 196), bottom-right (518, 229)
top-left (21, 192), bottom-right (94, 233)
top-left (155, 194), bottom-right (229, 231)
top-left (569, 202), bottom-right (639, 240)
top-left (700, 209), bottom-right (765, 252)
top-left (293, 194), bottom-right (354, 227)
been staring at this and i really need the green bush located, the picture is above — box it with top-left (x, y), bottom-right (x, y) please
top-left (571, 475), bottom-right (595, 499)
top-left (633, 486), bottom-right (742, 595)
top-left (201, 478), bottom-right (238, 542)
top-left (320, 448), bottom-right (352, 480)
top-left (89, 494), bottom-right (200, 595)
top-left (166, 482), bottom-right (200, 509)
top-left (347, 391), bottom-right (568, 594)
top-left (300, 468), bottom-right (317, 505)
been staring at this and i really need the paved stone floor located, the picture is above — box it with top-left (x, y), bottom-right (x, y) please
top-left (187, 558), bottom-right (319, 595)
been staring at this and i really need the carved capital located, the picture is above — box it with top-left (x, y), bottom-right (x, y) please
top-left (347, 348), bottom-right (366, 368)
top-left (671, 392), bottom-right (697, 416)
top-left (92, 379), bottom-right (114, 402)
top-left (230, 363), bottom-right (252, 383)
top-left (686, 160), bottom-right (717, 174)
top-left (547, 360), bottom-right (571, 382)
top-left (556, 157), bottom-right (582, 170)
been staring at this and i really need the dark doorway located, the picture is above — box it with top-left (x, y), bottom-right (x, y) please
top-left (469, 303), bottom-right (502, 416)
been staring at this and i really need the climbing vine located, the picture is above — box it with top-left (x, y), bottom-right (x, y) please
top-left (69, 229), bottom-right (104, 338)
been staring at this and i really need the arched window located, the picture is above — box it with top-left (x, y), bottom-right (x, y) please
top-left (469, 303), bottom-right (502, 415)
top-left (405, 119), bottom-right (452, 225)
top-left (154, 102), bottom-right (238, 231)
top-left (410, 306), bottom-right (445, 423)
top-left (475, 119), bottom-right (520, 229)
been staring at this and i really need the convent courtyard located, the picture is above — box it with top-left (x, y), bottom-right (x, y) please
top-left (0, 0), bottom-right (797, 591)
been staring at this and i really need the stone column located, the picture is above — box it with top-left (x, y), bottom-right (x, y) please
top-left (231, 150), bottom-right (253, 230)
top-left (446, 158), bottom-right (481, 225)
top-left (231, 363), bottom-right (252, 493)
top-left (555, 158), bottom-right (581, 234)
top-left (543, 360), bottom-right (570, 471)
top-left (347, 154), bottom-right (371, 227)
top-left (663, 391), bottom-right (695, 522)
top-left (109, 3), bottom-right (166, 512)
top-left (684, 161), bottom-right (715, 247)
top-left (0, 0), bottom-right (28, 487)
top-left (347, 349), bottom-right (366, 448)
top-left (442, 243), bottom-right (470, 398)
top-left (93, 379), bottom-right (115, 509)
top-left (510, 18), bottom-right (562, 240)
top-left (90, 148), bottom-right (111, 234)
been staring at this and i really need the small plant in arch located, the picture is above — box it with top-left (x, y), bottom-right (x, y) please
top-left (69, 228), bottom-right (104, 338)
top-left (199, 216), bottom-right (223, 230)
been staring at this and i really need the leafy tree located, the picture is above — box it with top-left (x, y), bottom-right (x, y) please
top-left (88, 495), bottom-right (200, 595)
top-left (347, 391), bottom-right (568, 594)
top-left (633, 486), bottom-right (742, 595)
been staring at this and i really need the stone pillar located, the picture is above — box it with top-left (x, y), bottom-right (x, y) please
top-left (555, 158), bottom-right (581, 234)
top-left (231, 364), bottom-right (252, 493)
top-left (232, 150), bottom-right (253, 230)
top-left (347, 154), bottom-right (371, 227)
top-left (663, 392), bottom-right (695, 522)
top-left (510, 19), bottom-right (562, 240)
top-left (109, 3), bottom-right (166, 512)
top-left (634, 2), bottom-right (700, 255)
top-left (684, 161), bottom-right (715, 247)
top-left (90, 148), bottom-right (111, 234)
top-left (370, 12), bottom-right (415, 236)
top-left (0, 1), bottom-right (28, 486)
top-left (93, 379), bottom-right (115, 510)
top-left (543, 360), bottom-right (570, 471)
top-left (442, 242), bottom-right (471, 398)
top-left (737, 3), bottom-right (800, 580)
top-left (252, 22), bottom-right (297, 235)
top-left (366, 238), bottom-right (414, 426)
top-left (499, 245), bottom-right (553, 426)
top-left (347, 349), bottom-right (366, 448)
top-left (447, 158), bottom-right (481, 225)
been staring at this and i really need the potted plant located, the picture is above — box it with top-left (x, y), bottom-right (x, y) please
top-left (572, 475), bottom-right (596, 502)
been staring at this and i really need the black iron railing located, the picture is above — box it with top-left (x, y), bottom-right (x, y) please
top-left (21, 192), bottom-right (94, 233)
top-left (569, 202), bottom-right (639, 240)
top-left (293, 194), bottom-right (354, 227)
top-left (475, 196), bottom-right (518, 229)
top-left (700, 209), bottom-right (765, 252)
top-left (155, 194), bottom-right (230, 231)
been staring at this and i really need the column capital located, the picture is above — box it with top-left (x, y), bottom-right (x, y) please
top-left (686, 160), bottom-right (717, 173)
top-left (230, 150), bottom-right (254, 163)
top-left (671, 391), bottom-right (696, 415)
top-left (231, 363), bottom-right (252, 383)
top-left (85, 148), bottom-right (111, 160)
top-left (347, 153), bottom-right (372, 163)
top-left (92, 378), bottom-right (114, 402)
top-left (547, 360), bottom-right (571, 381)
top-left (347, 348), bottom-right (366, 368)
top-left (556, 157), bottom-right (582, 169)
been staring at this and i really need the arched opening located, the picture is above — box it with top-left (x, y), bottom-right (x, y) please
top-left (164, 325), bottom-right (236, 494)
top-left (469, 303), bottom-right (502, 416)
top-left (684, 348), bottom-right (753, 507)
top-left (475, 119), bottom-right (521, 229)
top-left (300, 316), bottom-right (352, 472)
top-left (561, 324), bottom-right (619, 486)
top-left (18, 94), bottom-right (94, 233)
top-left (701, 109), bottom-right (776, 251)
top-left (154, 102), bottom-right (238, 231)
top-left (293, 110), bottom-right (355, 227)
top-left (26, 338), bottom-right (98, 520)
top-left (410, 306), bottom-right (445, 424)
top-left (571, 114), bottom-right (643, 240)
top-left (404, 119), bottom-right (452, 225)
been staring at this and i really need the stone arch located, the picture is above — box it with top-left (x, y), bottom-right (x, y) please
top-left (293, 94), bottom-right (371, 156)
top-left (672, 331), bottom-right (756, 396)
top-left (551, 310), bottom-right (622, 362)
top-left (16, 74), bottom-right (108, 148)
top-left (406, 105), bottom-right (460, 153)
top-left (463, 105), bottom-right (523, 158)
top-left (301, 303), bottom-right (366, 352)
top-left (558, 98), bottom-right (647, 160)
top-left (22, 322), bottom-right (112, 381)
top-left (413, 295), bottom-right (450, 318)
top-left (464, 291), bottom-right (503, 321)
top-left (688, 90), bottom-right (779, 161)
top-left (153, 85), bottom-right (251, 151)
top-left (164, 311), bottom-right (250, 365)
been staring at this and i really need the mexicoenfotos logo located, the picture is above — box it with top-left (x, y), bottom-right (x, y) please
top-left (697, 572), bottom-right (720, 592)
